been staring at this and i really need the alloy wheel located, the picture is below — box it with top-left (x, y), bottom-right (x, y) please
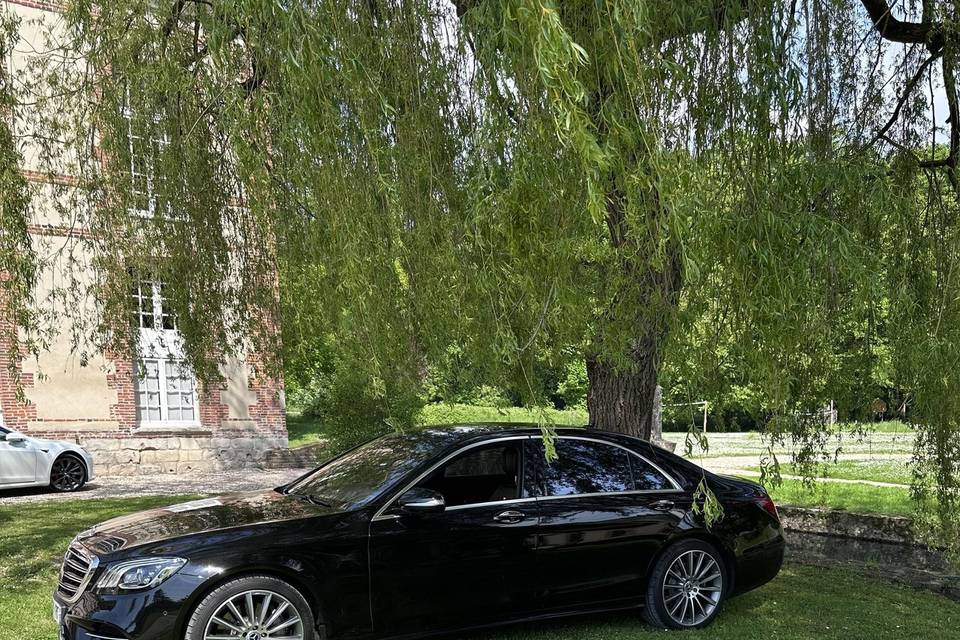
top-left (661, 549), bottom-right (723, 627)
top-left (50, 457), bottom-right (85, 491)
top-left (203, 589), bottom-right (305, 640)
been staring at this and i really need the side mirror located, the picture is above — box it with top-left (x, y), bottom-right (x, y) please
top-left (4, 432), bottom-right (26, 444)
top-left (398, 488), bottom-right (445, 515)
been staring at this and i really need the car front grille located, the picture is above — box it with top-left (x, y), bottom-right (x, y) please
top-left (57, 542), bottom-right (97, 602)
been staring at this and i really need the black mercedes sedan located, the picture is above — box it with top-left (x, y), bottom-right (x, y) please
top-left (53, 425), bottom-right (785, 640)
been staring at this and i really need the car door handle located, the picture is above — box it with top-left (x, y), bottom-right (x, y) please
top-left (493, 510), bottom-right (526, 524)
top-left (650, 500), bottom-right (675, 511)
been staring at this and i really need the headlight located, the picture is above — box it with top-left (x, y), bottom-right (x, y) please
top-left (97, 557), bottom-right (187, 591)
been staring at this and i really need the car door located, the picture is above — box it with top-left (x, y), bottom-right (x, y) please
top-left (530, 436), bottom-right (689, 612)
top-left (367, 436), bottom-right (540, 636)
top-left (0, 429), bottom-right (41, 485)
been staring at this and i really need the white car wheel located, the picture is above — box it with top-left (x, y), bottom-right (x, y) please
top-left (50, 455), bottom-right (86, 492)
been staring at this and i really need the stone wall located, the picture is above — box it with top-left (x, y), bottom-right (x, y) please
top-left (83, 433), bottom-right (289, 476)
top-left (780, 506), bottom-right (960, 602)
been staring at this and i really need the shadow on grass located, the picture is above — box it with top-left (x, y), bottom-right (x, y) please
top-left (0, 496), bottom-right (199, 591)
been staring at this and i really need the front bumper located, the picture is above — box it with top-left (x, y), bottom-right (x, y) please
top-left (81, 451), bottom-right (96, 482)
top-left (54, 572), bottom-right (206, 640)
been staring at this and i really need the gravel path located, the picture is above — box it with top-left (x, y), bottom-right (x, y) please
top-left (0, 468), bottom-right (312, 505)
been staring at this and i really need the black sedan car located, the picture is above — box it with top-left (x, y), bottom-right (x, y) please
top-left (54, 425), bottom-right (784, 640)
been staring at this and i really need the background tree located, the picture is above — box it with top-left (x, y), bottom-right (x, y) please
top-left (3, 1), bottom-right (960, 543)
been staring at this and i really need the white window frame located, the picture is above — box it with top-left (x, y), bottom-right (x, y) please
top-left (134, 279), bottom-right (199, 428)
top-left (123, 92), bottom-right (170, 219)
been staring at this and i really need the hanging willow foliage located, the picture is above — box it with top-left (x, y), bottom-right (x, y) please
top-left (0, 10), bottom-right (37, 394)
top-left (4, 1), bottom-right (960, 546)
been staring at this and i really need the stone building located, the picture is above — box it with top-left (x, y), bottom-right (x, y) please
top-left (0, 0), bottom-right (288, 475)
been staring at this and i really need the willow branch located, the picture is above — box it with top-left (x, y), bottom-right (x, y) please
top-left (866, 52), bottom-right (943, 148)
top-left (859, 0), bottom-right (945, 53)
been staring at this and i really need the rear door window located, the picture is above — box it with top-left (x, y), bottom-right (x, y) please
top-left (543, 439), bottom-right (633, 497)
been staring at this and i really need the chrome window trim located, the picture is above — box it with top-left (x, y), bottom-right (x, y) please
top-left (371, 435), bottom-right (533, 522)
top-left (446, 496), bottom-right (540, 512)
top-left (544, 435), bottom-right (683, 493)
top-left (534, 488), bottom-right (685, 502)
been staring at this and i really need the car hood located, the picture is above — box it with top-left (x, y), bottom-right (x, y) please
top-left (76, 490), bottom-right (338, 554)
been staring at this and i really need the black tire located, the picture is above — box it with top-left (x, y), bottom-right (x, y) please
top-left (184, 574), bottom-right (317, 640)
top-left (49, 454), bottom-right (87, 492)
top-left (642, 539), bottom-right (727, 630)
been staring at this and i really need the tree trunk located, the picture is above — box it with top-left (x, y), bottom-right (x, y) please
top-left (586, 336), bottom-right (659, 439)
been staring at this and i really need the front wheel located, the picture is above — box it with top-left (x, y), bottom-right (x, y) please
top-left (49, 455), bottom-right (86, 492)
top-left (185, 575), bottom-right (317, 640)
top-left (642, 539), bottom-right (727, 630)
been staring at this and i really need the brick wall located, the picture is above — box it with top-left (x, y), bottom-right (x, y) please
top-left (4, 0), bottom-right (63, 13)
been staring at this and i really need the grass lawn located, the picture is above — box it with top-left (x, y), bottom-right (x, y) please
top-left (838, 420), bottom-right (915, 434)
top-left (763, 478), bottom-right (915, 516)
top-left (0, 495), bottom-right (202, 640)
top-left (663, 429), bottom-right (916, 459)
top-left (419, 403), bottom-right (588, 428)
top-left (749, 459), bottom-right (913, 486)
top-left (737, 457), bottom-right (919, 516)
top-left (287, 403), bottom-right (589, 448)
top-left (3, 497), bottom-right (959, 640)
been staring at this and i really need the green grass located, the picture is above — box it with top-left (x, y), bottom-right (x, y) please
top-left (466, 563), bottom-right (959, 640)
top-left (763, 478), bottom-right (915, 516)
top-left (2, 497), bottom-right (958, 640)
top-left (838, 420), bottom-right (915, 434)
top-left (736, 458), bottom-right (919, 516)
top-left (662, 429), bottom-right (916, 459)
top-left (286, 411), bottom-right (330, 448)
top-left (0, 495), bottom-right (202, 640)
top-left (418, 403), bottom-right (588, 428)
top-left (748, 459), bottom-right (912, 486)
top-left (286, 403), bottom-right (588, 448)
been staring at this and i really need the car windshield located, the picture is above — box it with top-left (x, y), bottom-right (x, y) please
top-left (284, 429), bottom-right (469, 509)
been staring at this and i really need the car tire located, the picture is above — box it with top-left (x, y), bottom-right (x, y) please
top-left (184, 574), bottom-right (318, 640)
top-left (49, 454), bottom-right (87, 492)
top-left (642, 538), bottom-right (727, 630)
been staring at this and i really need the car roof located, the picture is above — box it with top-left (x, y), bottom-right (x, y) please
top-left (410, 422), bottom-right (653, 448)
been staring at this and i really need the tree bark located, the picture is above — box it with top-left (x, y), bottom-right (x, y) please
top-left (584, 171), bottom-right (682, 439)
top-left (586, 336), bottom-right (660, 438)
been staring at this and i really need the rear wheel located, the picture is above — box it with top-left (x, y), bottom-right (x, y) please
top-left (185, 575), bottom-right (317, 640)
top-left (49, 455), bottom-right (86, 492)
top-left (642, 539), bottom-right (726, 630)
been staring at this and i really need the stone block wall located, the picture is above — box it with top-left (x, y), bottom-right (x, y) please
top-left (84, 433), bottom-right (289, 476)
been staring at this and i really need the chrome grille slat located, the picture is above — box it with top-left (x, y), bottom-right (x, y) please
top-left (56, 541), bottom-right (98, 602)
top-left (62, 568), bottom-right (84, 581)
top-left (64, 556), bottom-right (87, 572)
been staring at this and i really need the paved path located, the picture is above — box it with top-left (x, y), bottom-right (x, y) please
top-left (0, 468), bottom-right (312, 505)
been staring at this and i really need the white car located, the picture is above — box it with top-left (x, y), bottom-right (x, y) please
top-left (0, 425), bottom-right (95, 492)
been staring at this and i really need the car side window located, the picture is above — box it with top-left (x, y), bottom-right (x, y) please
top-left (543, 439), bottom-right (633, 497)
top-left (630, 455), bottom-right (673, 491)
top-left (418, 441), bottom-right (524, 507)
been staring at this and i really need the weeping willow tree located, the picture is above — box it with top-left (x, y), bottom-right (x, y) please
top-left (4, 1), bottom-right (960, 539)
top-left (0, 8), bottom-right (36, 393)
